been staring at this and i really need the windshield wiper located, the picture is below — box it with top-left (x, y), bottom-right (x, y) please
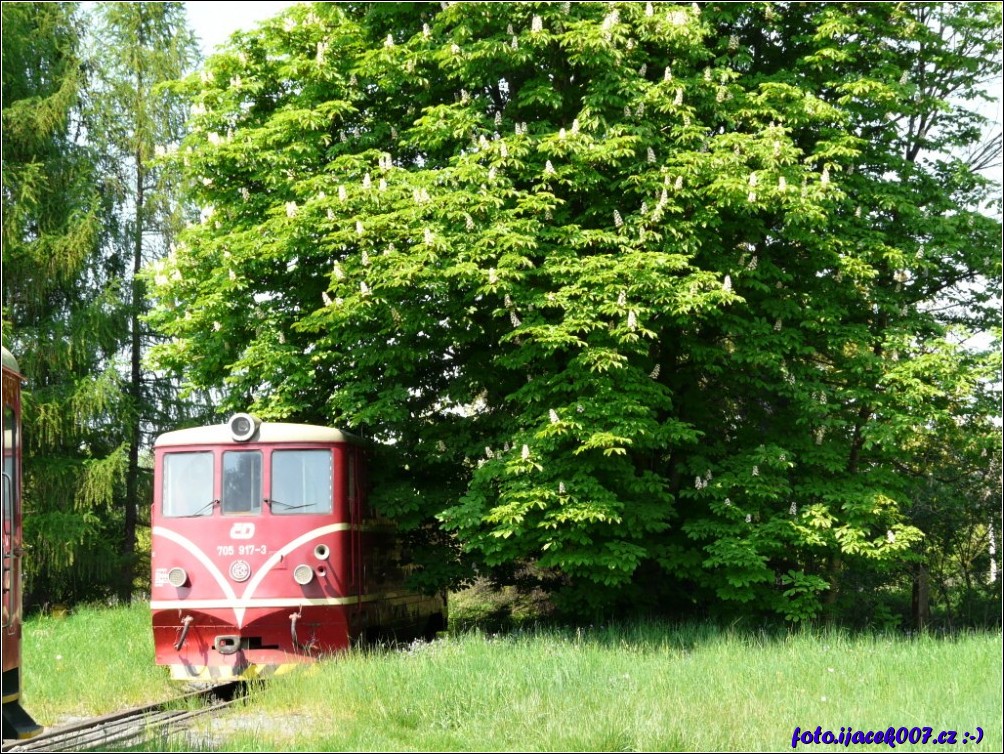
top-left (265, 497), bottom-right (314, 512)
top-left (180, 499), bottom-right (219, 517)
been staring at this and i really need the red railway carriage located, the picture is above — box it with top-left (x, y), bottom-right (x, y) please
top-left (151, 414), bottom-right (445, 681)
top-left (2, 347), bottom-right (42, 740)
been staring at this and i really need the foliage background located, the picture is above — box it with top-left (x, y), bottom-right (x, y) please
top-left (147, 2), bottom-right (1001, 624)
top-left (2, 2), bottom-right (1000, 625)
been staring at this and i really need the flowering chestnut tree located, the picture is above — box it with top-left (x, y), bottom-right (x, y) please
top-left (148, 2), bottom-right (1001, 620)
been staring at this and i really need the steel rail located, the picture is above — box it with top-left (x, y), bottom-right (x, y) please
top-left (1, 683), bottom-right (242, 753)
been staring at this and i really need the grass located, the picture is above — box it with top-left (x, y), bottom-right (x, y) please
top-left (18, 601), bottom-right (1003, 751)
top-left (21, 601), bottom-right (174, 724)
top-left (193, 623), bottom-right (1002, 752)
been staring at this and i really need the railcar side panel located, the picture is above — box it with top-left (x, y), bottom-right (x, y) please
top-left (2, 349), bottom-right (42, 740)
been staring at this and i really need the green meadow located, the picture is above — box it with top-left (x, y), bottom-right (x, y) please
top-left (20, 602), bottom-right (1002, 752)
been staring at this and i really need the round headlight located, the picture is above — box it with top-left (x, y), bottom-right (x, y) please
top-left (229, 412), bottom-right (260, 442)
top-left (313, 544), bottom-right (330, 560)
top-left (168, 567), bottom-right (189, 588)
top-left (293, 564), bottom-right (314, 585)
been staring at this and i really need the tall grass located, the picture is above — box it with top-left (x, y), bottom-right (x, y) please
top-left (21, 602), bottom-right (174, 724)
top-left (196, 623), bottom-right (1002, 752)
top-left (18, 604), bottom-right (1002, 751)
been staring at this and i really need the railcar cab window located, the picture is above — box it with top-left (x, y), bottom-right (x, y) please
top-left (270, 450), bottom-right (333, 515)
top-left (222, 450), bottom-right (262, 515)
top-left (163, 452), bottom-right (214, 517)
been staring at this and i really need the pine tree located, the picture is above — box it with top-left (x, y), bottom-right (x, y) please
top-left (3, 2), bottom-right (202, 605)
top-left (2, 1), bottom-right (125, 605)
top-left (86, 1), bottom-right (199, 600)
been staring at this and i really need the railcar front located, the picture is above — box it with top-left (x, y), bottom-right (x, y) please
top-left (150, 415), bottom-right (365, 681)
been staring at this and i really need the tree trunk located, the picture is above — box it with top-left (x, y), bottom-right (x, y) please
top-left (912, 561), bottom-right (930, 631)
top-left (121, 134), bottom-right (145, 602)
top-left (823, 554), bottom-right (842, 623)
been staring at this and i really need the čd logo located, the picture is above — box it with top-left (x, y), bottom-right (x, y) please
top-left (229, 522), bottom-right (255, 540)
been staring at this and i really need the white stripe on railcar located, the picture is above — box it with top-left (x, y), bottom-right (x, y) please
top-left (154, 522), bottom-right (360, 627)
top-left (150, 592), bottom-right (415, 611)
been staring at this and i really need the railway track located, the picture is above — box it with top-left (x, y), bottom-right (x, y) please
top-left (1, 683), bottom-right (243, 753)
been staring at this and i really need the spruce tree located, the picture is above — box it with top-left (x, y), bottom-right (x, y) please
top-left (87, 0), bottom-right (199, 600)
top-left (2, 1), bottom-right (123, 605)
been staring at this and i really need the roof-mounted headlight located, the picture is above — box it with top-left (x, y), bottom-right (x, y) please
top-left (229, 412), bottom-right (261, 442)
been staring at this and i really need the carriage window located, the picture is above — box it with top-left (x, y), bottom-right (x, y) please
top-left (270, 450), bottom-right (332, 515)
top-left (163, 452), bottom-right (214, 517)
top-left (3, 406), bottom-right (16, 536)
top-left (222, 450), bottom-right (262, 515)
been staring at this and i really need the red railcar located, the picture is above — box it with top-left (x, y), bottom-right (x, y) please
top-left (150, 414), bottom-right (445, 681)
top-left (2, 347), bottom-right (42, 740)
